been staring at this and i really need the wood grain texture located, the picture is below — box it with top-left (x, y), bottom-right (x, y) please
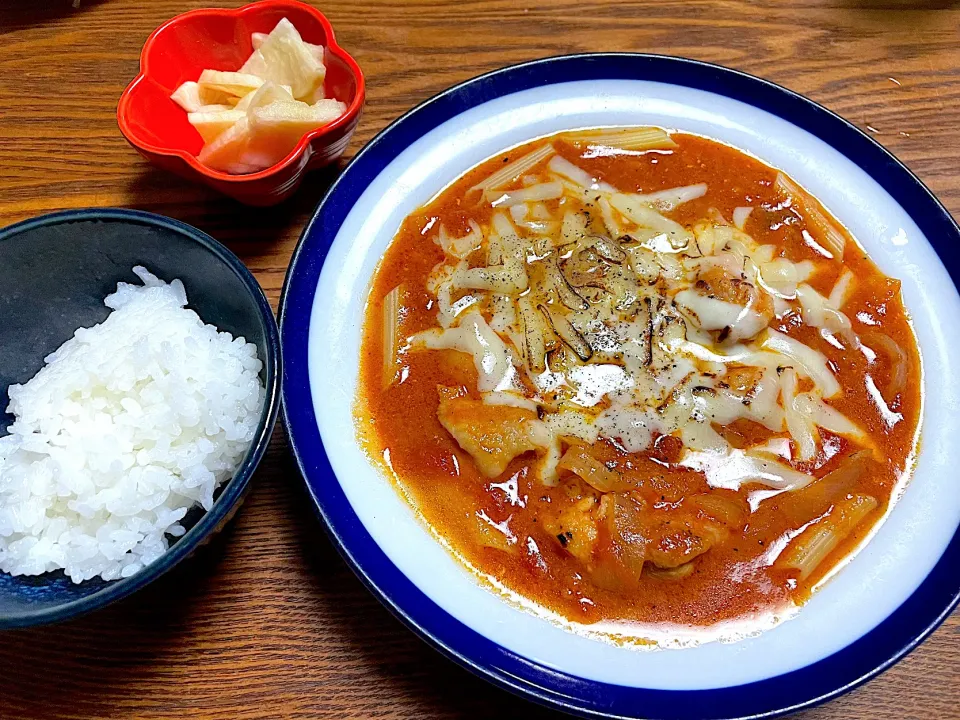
top-left (0, 1), bottom-right (958, 718)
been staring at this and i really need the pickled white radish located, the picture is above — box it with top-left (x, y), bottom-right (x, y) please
top-left (196, 70), bottom-right (264, 105)
top-left (170, 17), bottom-right (347, 175)
top-left (188, 109), bottom-right (245, 143)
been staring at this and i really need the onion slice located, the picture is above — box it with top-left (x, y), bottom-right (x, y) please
top-left (544, 256), bottom-right (588, 311)
top-left (866, 332), bottom-right (909, 399)
top-left (732, 206), bottom-right (753, 230)
top-left (518, 297), bottom-right (549, 373)
top-left (557, 445), bottom-right (621, 492)
top-left (382, 285), bottom-right (403, 389)
top-left (539, 305), bottom-right (593, 361)
top-left (591, 235), bottom-right (627, 264)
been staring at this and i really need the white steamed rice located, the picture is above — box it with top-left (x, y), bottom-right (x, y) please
top-left (0, 267), bottom-right (265, 583)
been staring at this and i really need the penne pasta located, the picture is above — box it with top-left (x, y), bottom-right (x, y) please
top-left (778, 494), bottom-right (879, 580)
top-left (562, 126), bottom-right (678, 152)
top-left (469, 144), bottom-right (555, 193)
top-left (776, 173), bottom-right (847, 259)
top-left (381, 285), bottom-right (403, 389)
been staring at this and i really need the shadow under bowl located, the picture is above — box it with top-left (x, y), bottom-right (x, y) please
top-left (0, 208), bottom-right (281, 628)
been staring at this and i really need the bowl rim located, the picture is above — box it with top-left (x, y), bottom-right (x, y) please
top-left (116, 0), bottom-right (366, 184)
top-left (279, 53), bottom-right (960, 719)
top-left (0, 207), bottom-right (282, 629)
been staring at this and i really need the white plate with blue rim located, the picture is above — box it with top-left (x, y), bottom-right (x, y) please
top-left (279, 54), bottom-right (960, 719)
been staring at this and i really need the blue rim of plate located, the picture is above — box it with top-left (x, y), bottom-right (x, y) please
top-left (280, 54), bottom-right (960, 719)
top-left (0, 208), bottom-right (282, 628)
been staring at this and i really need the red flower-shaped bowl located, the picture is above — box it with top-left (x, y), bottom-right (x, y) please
top-left (118, 1), bottom-right (364, 206)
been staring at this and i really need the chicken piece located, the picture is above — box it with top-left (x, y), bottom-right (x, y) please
top-left (678, 266), bottom-right (773, 343)
top-left (722, 365), bottom-right (765, 396)
top-left (546, 489), bottom-right (729, 591)
top-left (542, 495), bottom-right (599, 563)
top-left (437, 396), bottom-right (541, 477)
top-left (644, 514), bottom-right (726, 569)
top-left (696, 267), bottom-right (766, 308)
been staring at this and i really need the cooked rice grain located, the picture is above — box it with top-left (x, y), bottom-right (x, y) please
top-left (0, 267), bottom-right (264, 582)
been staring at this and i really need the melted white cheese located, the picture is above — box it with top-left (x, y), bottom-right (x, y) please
top-left (414, 310), bottom-right (518, 392)
top-left (681, 448), bottom-right (814, 491)
top-left (674, 289), bottom-right (768, 341)
top-left (596, 405), bottom-right (665, 453)
top-left (410, 156), bottom-right (868, 490)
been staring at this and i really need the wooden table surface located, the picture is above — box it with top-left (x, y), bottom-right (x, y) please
top-left (1, 0), bottom-right (959, 718)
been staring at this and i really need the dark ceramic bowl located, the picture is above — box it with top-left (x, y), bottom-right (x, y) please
top-left (0, 208), bottom-right (281, 628)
